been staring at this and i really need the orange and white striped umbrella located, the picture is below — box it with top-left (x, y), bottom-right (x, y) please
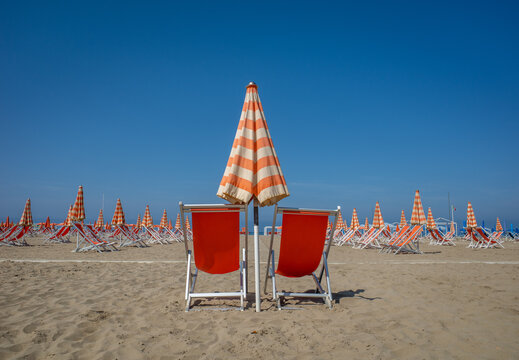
top-left (426, 207), bottom-right (437, 229)
top-left (336, 209), bottom-right (347, 230)
top-left (399, 210), bottom-right (407, 227)
top-left (217, 82), bottom-right (289, 207)
top-left (364, 217), bottom-right (369, 230)
top-left (159, 209), bottom-right (168, 228)
top-left (64, 205), bottom-right (73, 227)
top-left (410, 190), bottom-right (426, 225)
top-left (71, 185), bottom-right (85, 222)
top-left (44, 216), bottom-right (51, 228)
top-left (174, 213), bottom-right (181, 230)
top-left (95, 209), bottom-right (104, 229)
top-left (185, 216), bottom-right (191, 231)
top-left (142, 205), bottom-right (153, 227)
top-left (168, 219), bottom-right (173, 230)
top-left (105, 222), bottom-right (111, 231)
top-left (18, 198), bottom-right (33, 226)
top-left (372, 201), bottom-right (384, 229)
top-left (350, 208), bottom-right (360, 230)
top-left (466, 202), bottom-right (477, 228)
top-left (111, 199), bottom-right (126, 226)
top-left (450, 221), bottom-right (455, 233)
top-left (136, 214), bottom-right (142, 228)
top-left (496, 217), bottom-right (503, 232)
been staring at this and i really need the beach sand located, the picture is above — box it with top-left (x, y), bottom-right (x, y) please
top-left (1, 235), bottom-right (518, 359)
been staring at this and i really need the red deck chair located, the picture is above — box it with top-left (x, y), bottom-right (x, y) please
top-left (264, 205), bottom-right (339, 310)
top-left (179, 202), bottom-right (248, 312)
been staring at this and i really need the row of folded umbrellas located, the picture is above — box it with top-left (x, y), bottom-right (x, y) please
top-left (3, 188), bottom-right (504, 233)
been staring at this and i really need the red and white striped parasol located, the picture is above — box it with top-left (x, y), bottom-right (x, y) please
top-left (364, 217), bottom-right (369, 230)
top-left (71, 185), bottom-right (85, 222)
top-left (184, 216), bottom-right (191, 231)
top-left (496, 217), bottom-right (503, 232)
top-left (399, 210), bottom-right (407, 227)
top-left (426, 207), bottom-right (437, 229)
top-left (350, 208), bottom-right (360, 230)
top-left (95, 209), bottom-right (104, 229)
top-left (466, 202), bottom-right (477, 229)
top-left (336, 208), bottom-right (347, 230)
top-left (64, 205), bottom-right (73, 227)
top-left (410, 190), bottom-right (426, 225)
top-left (112, 199), bottom-right (126, 226)
top-left (372, 201), bottom-right (384, 229)
top-left (136, 214), bottom-right (142, 228)
top-left (159, 209), bottom-right (168, 228)
top-left (18, 198), bottom-right (33, 226)
top-left (142, 205), bottom-right (153, 227)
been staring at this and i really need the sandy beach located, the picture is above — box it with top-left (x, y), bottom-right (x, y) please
top-left (1, 236), bottom-right (518, 359)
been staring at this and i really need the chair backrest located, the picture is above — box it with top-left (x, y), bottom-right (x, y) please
top-left (276, 209), bottom-right (331, 278)
top-left (180, 203), bottom-right (246, 275)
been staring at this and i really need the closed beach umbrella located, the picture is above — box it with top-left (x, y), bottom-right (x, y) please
top-left (112, 199), bottom-right (126, 226)
top-left (336, 207), bottom-right (347, 230)
top-left (44, 216), bottom-right (51, 229)
top-left (350, 208), bottom-right (360, 230)
top-left (466, 202), bottom-right (477, 229)
top-left (160, 209), bottom-right (168, 228)
top-left (18, 198), bottom-right (33, 226)
top-left (399, 210), bottom-right (407, 227)
top-left (426, 208), bottom-right (437, 229)
top-left (143, 205), bottom-right (153, 228)
top-left (217, 82), bottom-right (289, 312)
top-left (96, 209), bottom-right (104, 229)
top-left (168, 219), bottom-right (173, 230)
top-left (364, 217), bottom-right (369, 230)
top-left (372, 201), bottom-right (384, 229)
top-left (450, 221), bottom-right (455, 234)
top-left (105, 222), bottom-right (111, 231)
top-left (71, 185), bottom-right (85, 222)
top-left (136, 214), bottom-right (142, 228)
top-left (410, 190), bottom-right (426, 225)
top-left (496, 217), bottom-right (503, 232)
top-left (64, 205), bottom-right (73, 227)
top-left (184, 216), bottom-right (191, 231)
top-left (5, 216), bottom-right (10, 228)
top-left (174, 213), bottom-right (181, 230)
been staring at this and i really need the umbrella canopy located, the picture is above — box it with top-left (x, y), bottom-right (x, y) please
top-left (185, 216), bottom-right (191, 231)
top-left (174, 213), bottom-right (181, 230)
top-left (364, 217), bottom-right (369, 230)
top-left (450, 221), bottom-right (455, 233)
top-left (217, 82), bottom-right (289, 207)
top-left (96, 209), bottom-right (104, 229)
top-left (71, 185), bottom-right (85, 222)
top-left (426, 207), bottom-right (437, 229)
top-left (5, 216), bottom-right (10, 228)
top-left (44, 216), bottom-right (51, 228)
top-left (136, 214), bottom-right (142, 228)
top-left (105, 222), bottom-right (111, 230)
top-left (372, 201), bottom-right (384, 229)
top-left (410, 190), bottom-right (426, 225)
top-left (19, 198), bottom-right (33, 226)
top-left (496, 217), bottom-right (503, 232)
top-left (159, 209), bottom-right (168, 228)
top-left (350, 208), bottom-right (360, 230)
top-left (64, 205), bottom-right (73, 227)
top-left (466, 202), bottom-right (477, 229)
top-left (142, 205), bottom-right (153, 227)
top-left (336, 208), bottom-right (347, 230)
top-left (168, 219), bottom-right (173, 230)
top-left (399, 210), bottom-right (408, 227)
top-left (111, 199), bottom-right (126, 226)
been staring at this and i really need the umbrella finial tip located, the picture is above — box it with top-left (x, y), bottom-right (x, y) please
top-left (247, 81), bottom-right (257, 87)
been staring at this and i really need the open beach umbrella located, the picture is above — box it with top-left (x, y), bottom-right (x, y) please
top-left (160, 209), bottom-right (168, 228)
top-left (410, 190), bottom-right (426, 226)
top-left (174, 214), bottom-right (181, 230)
top-left (372, 201), bottom-right (384, 229)
top-left (351, 208), bottom-right (360, 230)
top-left (466, 202), bottom-right (477, 229)
top-left (426, 208), bottom-right (437, 230)
top-left (71, 185), bottom-right (85, 223)
top-left (142, 205), bottom-right (153, 228)
top-left (112, 199), bottom-right (126, 226)
top-left (496, 217), bottom-right (503, 232)
top-left (96, 209), bottom-right (104, 229)
top-left (217, 82), bottom-right (289, 312)
top-left (399, 210), bottom-right (407, 227)
top-left (18, 198), bottom-right (33, 226)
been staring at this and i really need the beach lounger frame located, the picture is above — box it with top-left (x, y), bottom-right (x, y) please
top-left (264, 205), bottom-right (339, 310)
top-left (179, 202), bottom-right (248, 312)
top-left (73, 223), bottom-right (118, 252)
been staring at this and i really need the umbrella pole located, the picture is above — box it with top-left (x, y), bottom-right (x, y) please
top-left (254, 199), bottom-right (261, 312)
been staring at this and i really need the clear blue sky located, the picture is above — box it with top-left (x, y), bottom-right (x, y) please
top-left (1, 1), bottom-right (518, 229)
